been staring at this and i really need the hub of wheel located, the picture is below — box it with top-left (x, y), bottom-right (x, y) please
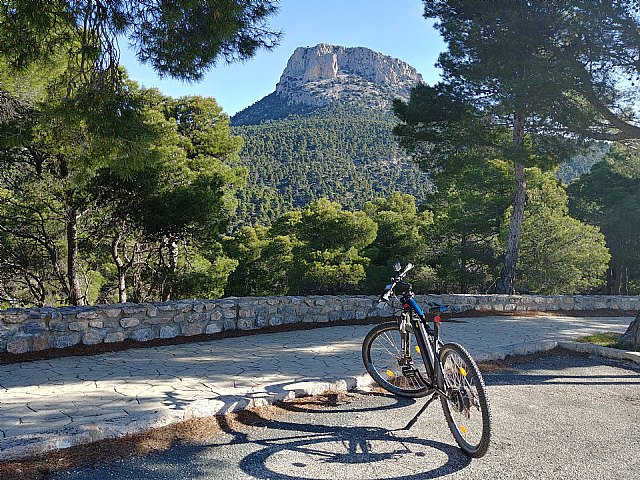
top-left (452, 388), bottom-right (471, 413)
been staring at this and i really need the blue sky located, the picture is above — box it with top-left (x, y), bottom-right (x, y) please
top-left (119, 0), bottom-right (446, 116)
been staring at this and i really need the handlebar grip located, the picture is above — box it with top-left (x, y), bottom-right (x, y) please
top-left (399, 262), bottom-right (414, 279)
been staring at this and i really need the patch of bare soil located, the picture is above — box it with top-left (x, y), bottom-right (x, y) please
top-left (476, 346), bottom-right (590, 372)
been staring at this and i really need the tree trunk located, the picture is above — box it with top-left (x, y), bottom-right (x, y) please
top-left (620, 312), bottom-right (640, 349)
top-left (497, 160), bottom-right (526, 294)
top-left (66, 208), bottom-right (85, 306)
top-left (161, 236), bottom-right (180, 301)
top-left (167, 236), bottom-right (179, 273)
top-left (497, 111), bottom-right (527, 294)
top-left (111, 234), bottom-right (128, 304)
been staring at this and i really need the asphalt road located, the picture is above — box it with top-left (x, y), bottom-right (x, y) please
top-left (50, 352), bottom-right (640, 480)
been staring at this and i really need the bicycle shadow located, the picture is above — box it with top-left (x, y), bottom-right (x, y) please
top-left (211, 392), bottom-right (473, 480)
top-left (235, 417), bottom-right (471, 479)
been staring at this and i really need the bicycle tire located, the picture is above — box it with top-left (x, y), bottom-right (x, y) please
top-left (439, 342), bottom-right (491, 458)
top-left (362, 322), bottom-right (431, 398)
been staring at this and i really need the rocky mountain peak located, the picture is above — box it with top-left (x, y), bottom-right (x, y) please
top-left (274, 44), bottom-right (423, 108)
top-left (231, 44), bottom-right (423, 125)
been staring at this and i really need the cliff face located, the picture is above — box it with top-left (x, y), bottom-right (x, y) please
top-left (275, 44), bottom-right (423, 107)
top-left (232, 44), bottom-right (423, 125)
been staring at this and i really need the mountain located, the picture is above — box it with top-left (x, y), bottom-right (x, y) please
top-left (232, 44), bottom-right (423, 126)
top-left (229, 44), bottom-right (430, 225)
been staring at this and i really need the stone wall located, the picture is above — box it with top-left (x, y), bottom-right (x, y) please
top-left (1, 294), bottom-right (638, 355)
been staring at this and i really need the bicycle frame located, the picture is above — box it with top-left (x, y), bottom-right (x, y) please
top-left (397, 288), bottom-right (450, 400)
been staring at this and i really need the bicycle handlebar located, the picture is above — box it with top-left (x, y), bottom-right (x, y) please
top-left (378, 263), bottom-right (413, 303)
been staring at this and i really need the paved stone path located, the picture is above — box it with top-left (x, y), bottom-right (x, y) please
top-left (0, 314), bottom-right (634, 460)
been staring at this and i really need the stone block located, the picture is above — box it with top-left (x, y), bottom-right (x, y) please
top-left (205, 322), bottom-right (223, 334)
top-left (2, 312), bottom-right (28, 324)
top-left (23, 321), bottom-right (47, 334)
top-left (269, 315), bottom-right (283, 326)
top-left (146, 306), bottom-right (158, 317)
top-left (160, 325), bottom-right (179, 339)
top-left (48, 321), bottom-right (67, 332)
top-left (188, 312), bottom-right (208, 323)
top-left (105, 332), bottom-right (125, 343)
top-left (238, 318), bottom-right (256, 330)
top-left (28, 309), bottom-right (61, 321)
top-left (182, 324), bottom-right (203, 336)
top-left (103, 308), bottom-right (122, 318)
top-left (54, 335), bottom-right (80, 349)
top-left (120, 317), bottom-right (140, 328)
top-left (173, 313), bottom-right (186, 323)
top-left (255, 314), bottom-right (269, 328)
top-left (178, 303), bottom-right (193, 313)
top-left (82, 332), bottom-right (103, 345)
top-left (224, 318), bottom-right (237, 330)
top-left (193, 302), bottom-right (205, 313)
top-left (76, 310), bottom-right (100, 320)
top-left (341, 310), bottom-right (355, 320)
top-left (89, 321), bottom-right (104, 329)
top-left (122, 305), bottom-right (147, 315)
top-left (130, 328), bottom-right (155, 342)
top-left (156, 304), bottom-right (177, 312)
top-left (7, 338), bottom-right (31, 354)
top-left (68, 322), bottom-right (88, 332)
top-left (32, 336), bottom-right (51, 351)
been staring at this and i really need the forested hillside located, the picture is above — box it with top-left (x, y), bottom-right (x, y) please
top-left (231, 108), bottom-right (432, 225)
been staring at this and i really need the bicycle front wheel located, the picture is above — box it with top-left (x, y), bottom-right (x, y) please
top-left (439, 342), bottom-right (491, 458)
top-left (362, 322), bottom-right (431, 398)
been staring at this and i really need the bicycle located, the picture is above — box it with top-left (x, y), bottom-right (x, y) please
top-left (362, 262), bottom-right (491, 458)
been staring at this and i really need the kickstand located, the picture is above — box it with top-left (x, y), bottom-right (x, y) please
top-left (402, 393), bottom-right (439, 430)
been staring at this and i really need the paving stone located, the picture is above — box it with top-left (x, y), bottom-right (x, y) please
top-left (0, 313), bottom-right (634, 462)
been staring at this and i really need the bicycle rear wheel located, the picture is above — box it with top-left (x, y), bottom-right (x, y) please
top-left (439, 342), bottom-right (491, 458)
top-left (362, 322), bottom-right (430, 398)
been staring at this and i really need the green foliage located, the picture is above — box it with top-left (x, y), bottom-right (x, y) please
top-left (422, 158), bottom-right (512, 293)
top-left (0, 0), bottom-right (281, 84)
top-left (567, 145), bottom-right (640, 294)
top-left (516, 169), bottom-right (610, 294)
top-left (224, 199), bottom-right (377, 296)
top-left (231, 107), bottom-right (433, 226)
top-left (1, 69), bottom-right (244, 305)
top-left (399, 2), bottom-right (585, 293)
top-left (362, 192), bottom-right (434, 293)
top-left (224, 225), bottom-right (295, 297)
top-left (290, 199), bottom-right (377, 295)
